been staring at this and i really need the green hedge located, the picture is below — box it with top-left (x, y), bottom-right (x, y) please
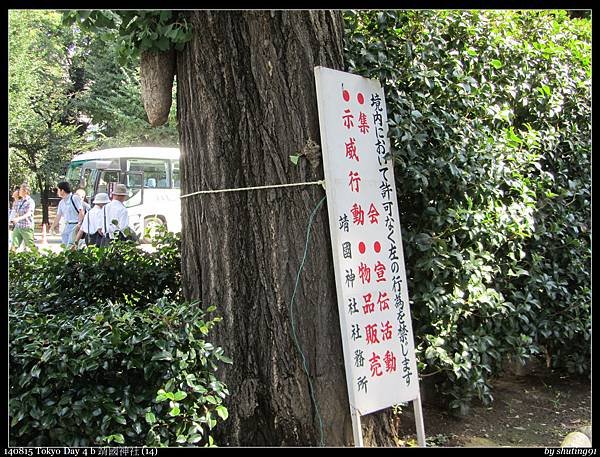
top-left (9, 233), bottom-right (232, 446)
top-left (9, 233), bottom-right (181, 313)
top-left (344, 10), bottom-right (591, 413)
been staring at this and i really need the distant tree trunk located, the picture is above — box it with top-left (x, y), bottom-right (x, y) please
top-left (34, 175), bottom-right (49, 226)
top-left (177, 10), bottom-right (400, 446)
top-left (40, 184), bottom-right (50, 226)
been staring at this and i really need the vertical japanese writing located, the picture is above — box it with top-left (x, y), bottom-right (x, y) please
top-left (339, 213), bottom-right (349, 232)
top-left (348, 171), bottom-right (361, 192)
top-left (315, 67), bottom-right (419, 415)
top-left (371, 90), bottom-right (412, 387)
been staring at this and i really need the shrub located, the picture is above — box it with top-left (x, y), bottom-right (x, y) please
top-left (9, 298), bottom-right (231, 446)
top-left (9, 231), bottom-right (232, 446)
top-left (344, 10), bottom-right (591, 413)
top-left (9, 230), bottom-right (181, 313)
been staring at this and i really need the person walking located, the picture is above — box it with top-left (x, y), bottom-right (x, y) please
top-left (9, 183), bottom-right (36, 252)
top-left (73, 188), bottom-right (91, 248)
top-left (49, 181), bottom-right (85, 248)
top-left (9, 187), bottom-right (20, 214)
top-left (8, 187), bottom-right (21, 248)
top-left (104, 183), bottom-right (131, 241)
top-left (73, 192), bottom-right (110, 248)
top-left (75, 188), bottom-right (91, 214)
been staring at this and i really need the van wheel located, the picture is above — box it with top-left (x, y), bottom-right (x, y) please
top-left (143, 216), bottom-right (165, 243)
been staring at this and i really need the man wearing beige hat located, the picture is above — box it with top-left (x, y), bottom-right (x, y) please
top-left (105, 183), bottom-right (131, 241)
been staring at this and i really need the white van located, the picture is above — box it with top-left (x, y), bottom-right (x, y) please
top-left (66, 147), bottom-right (181, 240)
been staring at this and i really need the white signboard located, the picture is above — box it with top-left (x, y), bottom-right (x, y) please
top-left (314, 66), bottom-right (419, 416)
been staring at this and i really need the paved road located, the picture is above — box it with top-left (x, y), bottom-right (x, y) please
top-left (10, 222), bottom-right (155, 255)
top-left (9, 227), bottom-right (75, 254)
top-left (35, 230), bottom-right (64, 253)
top-left (10, 229), bottom-right (155, 254)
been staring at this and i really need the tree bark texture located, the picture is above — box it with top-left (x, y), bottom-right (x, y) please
top-left (36, 178), bottom-right (50, 226)
top-left (178, 11), bottom-right (399, 447)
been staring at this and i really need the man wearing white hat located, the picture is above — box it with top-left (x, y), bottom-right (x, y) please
top-left (73, 192), bottom-right (111, 248)
top-left (105, 183), bottom-right (131, 240)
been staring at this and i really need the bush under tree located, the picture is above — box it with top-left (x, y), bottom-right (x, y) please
top-left (344, 10), bottom-right (591, 414)
top-left (9, 234), bottom-right (231, 446)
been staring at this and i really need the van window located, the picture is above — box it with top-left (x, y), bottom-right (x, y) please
top-left (127, 159), bottom-right (169, 188)
top-left (82, 169), bottom-right (94, 200)
top-left (66, 161), bottom-right (84, 187)
top-left (171, 160), bottom-right (180, 189)
top-left (127, 173), bottom-right (143, 189)
top-left (98, 170), bottom-right (121, 196)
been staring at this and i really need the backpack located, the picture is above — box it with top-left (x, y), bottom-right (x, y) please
top-left (84, 206), bottom-right (109, 247)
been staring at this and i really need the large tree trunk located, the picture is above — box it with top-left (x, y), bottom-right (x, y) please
top-left (177, 11), bottom-right (399, 446)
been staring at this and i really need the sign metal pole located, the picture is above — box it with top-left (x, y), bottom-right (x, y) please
top-left (351, 408), bottom-right (364, 447)
top-left (413, 391), bottom-right (426, 447)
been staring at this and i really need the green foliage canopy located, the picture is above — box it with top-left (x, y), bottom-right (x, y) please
top-left (62, 10), bottom-right (192, 62)
top-left (73, 30), bottom-right (179, 147)
top-left (62, 10), bottom-right (180, 147)
top-left (9, 10), bottom-right (91, 191)
top-left (9, 9), bottom-right (179, 194)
